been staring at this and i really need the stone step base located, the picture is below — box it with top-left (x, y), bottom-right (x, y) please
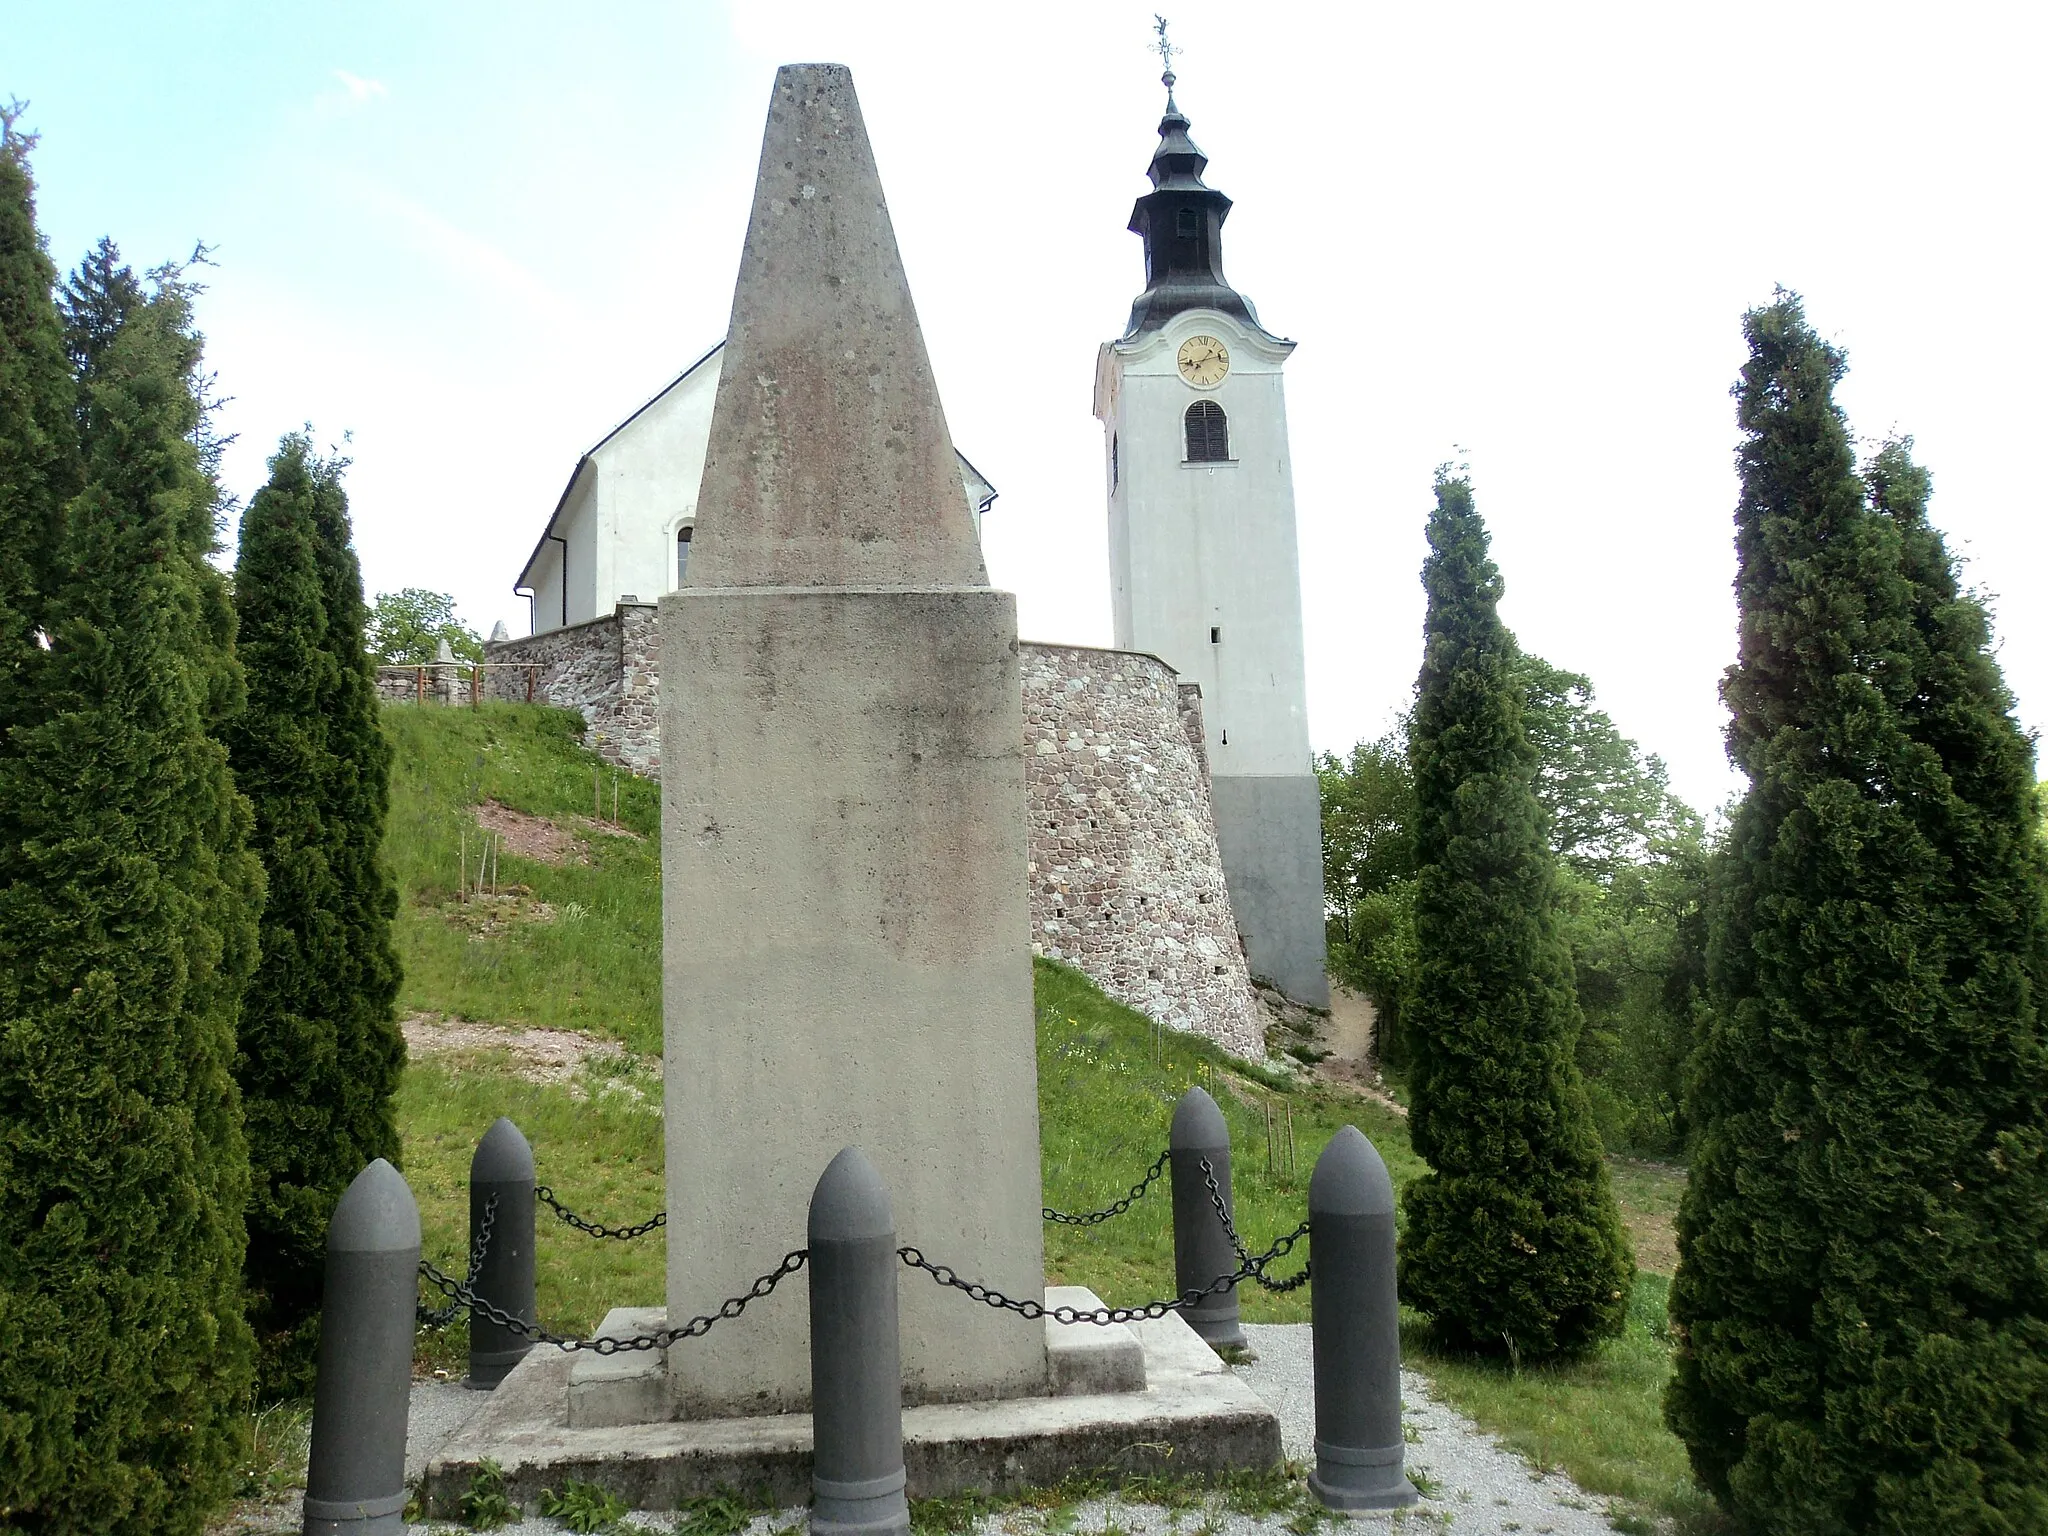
top-left (426, 1303), bottom-right (1278, 1518)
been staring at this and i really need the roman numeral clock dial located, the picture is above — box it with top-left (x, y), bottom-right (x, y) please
top-left (1176, 334), bottom-right (1230, 388)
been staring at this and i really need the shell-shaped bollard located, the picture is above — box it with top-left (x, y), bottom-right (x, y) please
top-left (305, 1159), bottom-right (421, 1535)
top-left (1169, 1085), bottom-right (1246, 1348)
top-left (468, 1116), bottom-right (537, 1388)
top-left (808, 1147), bottom-right (909, 1536)
top-left (1306, 1125), bottom-right (1417, 1512)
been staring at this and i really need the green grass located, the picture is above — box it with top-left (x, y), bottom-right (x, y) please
top-left (1403, 1275), bottom-right (1724, 1530)
top-left (381, 705), bottom-right (1714, 1529)
top-left (400, 1057), bottom-right (665, 1372)
top-left (1035, 960), bottom-right (1417, 1324)
top-left (384, 703), bottom-right (664, 1053)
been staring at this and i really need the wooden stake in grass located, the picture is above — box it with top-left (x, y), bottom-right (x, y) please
top-left (611, 775), bottom-right (619, 827)
top-left (459, 827), bottom-right (467, 903)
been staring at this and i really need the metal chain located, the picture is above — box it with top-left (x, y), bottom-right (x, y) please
top-left (1043, 1149), bottom-right (1170, 1227)
top-left (418, 1192), bottom-right (500, 1328)
top-left (1201, 1156), bottom-right (1312, 1293)
top-left (416, 1248), bottom-right (807, 1353)
top-left (901, 1210), bottom-right (1309, 1326)
top-left (535, 1183), bottom-right (666, 1241)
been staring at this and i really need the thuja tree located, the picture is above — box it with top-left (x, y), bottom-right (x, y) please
top-left (1668, 294), bottom-right (2048, 1532)
top-left (0, 105), bottom-right (77, 720)
top-left (0, 257), bottom-right (261, 1532)
top-left (230, 435), bottom-right (403, 1393)
top-left (1396, 470), bottom-right (1633, 1358)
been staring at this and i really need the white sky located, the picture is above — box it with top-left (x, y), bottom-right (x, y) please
top-left (14, 1), bottom-right (2046, 814)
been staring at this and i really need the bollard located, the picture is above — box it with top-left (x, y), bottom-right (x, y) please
top-left (1307, 1125), bottom-right (1418, 1512)
top-left (468, 1116), bottom-right (537, 1388)
top-left (808, 1147), bottom-right (910, 1536)
top-left (305, 1159), bottom-right (420, 1536)
top-left (1169, 1085), bottom-right (1246, 1349)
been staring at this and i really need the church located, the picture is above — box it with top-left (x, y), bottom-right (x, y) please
top-left (486, 75), bottom-right (1327, 1028)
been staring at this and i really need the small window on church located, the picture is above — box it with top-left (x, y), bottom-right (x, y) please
top-left (676, 524), bottom-right (694, 585)
top-left (1185, 400), bottom-right (1229, 462)
top-left (1176, 207), bottom-right (1198, 238)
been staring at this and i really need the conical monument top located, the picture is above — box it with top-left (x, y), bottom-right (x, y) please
top-left (687, 64), bottom-right (989, 590)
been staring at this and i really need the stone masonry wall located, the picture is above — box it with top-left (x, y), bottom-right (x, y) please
top-left (479, 604), bottom-right (662, 776)
top-left (1021, 644), bottom-right (1264, 1057)
top-left (447, 617), bottom-right (1263, 1056)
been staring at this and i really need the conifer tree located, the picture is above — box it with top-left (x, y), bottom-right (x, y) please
top-left (1668, 295), bottom-right (2048, 1531)
top-left (0, 260), bottom-right (261, 1533)
top-left (0, 104), bottom-right (77, 718)
top-left (230, 436), bottom-right (402, 1393)
top-left (1397, 470), bottom-right (1633, 1358)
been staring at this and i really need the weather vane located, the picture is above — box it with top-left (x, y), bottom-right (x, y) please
top-left (1152, 15), bottom-right (1180, 92)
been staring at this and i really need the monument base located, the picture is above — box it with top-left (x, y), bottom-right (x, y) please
top-left (422, 1294), bottom-right (1280, 1518)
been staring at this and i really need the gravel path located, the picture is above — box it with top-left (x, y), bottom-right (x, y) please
top-left (380, 1325), bottom-right (1624, 1535)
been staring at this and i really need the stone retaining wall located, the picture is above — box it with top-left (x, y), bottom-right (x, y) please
top-left (1021, 644), bottom-right (1263, 1057)
top-left (462, 613), bottom-right (1263, 1055)
top-left (480, 604), bottom-right (662, 776)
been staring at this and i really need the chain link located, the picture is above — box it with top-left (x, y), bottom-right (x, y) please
top-left (901, 1207), bottom-right (1309, 1326)
top-left (417, 1248), bottom-right (807, 1353)
top-left (1042, 1149), bottom-right (1169, 1226)
top-left (418, 1191), bottom-right (499, 1328)
top-left (1200, 1156), bottom-right (1311, 1293)
top-left (535, 1184), bottom-right (666, 1241)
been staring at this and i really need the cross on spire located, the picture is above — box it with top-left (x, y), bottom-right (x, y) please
top-left (1152, 14), bottom-right (1180, 96)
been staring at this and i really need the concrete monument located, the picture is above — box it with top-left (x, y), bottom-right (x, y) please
top-left (660, 63), bottom-right (1047, 1417)
top-left (423, 70), bottom-right (1282, 1511)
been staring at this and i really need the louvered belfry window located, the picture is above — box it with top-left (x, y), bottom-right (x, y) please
top-left (1185, 400), bottom-right (1229, 462)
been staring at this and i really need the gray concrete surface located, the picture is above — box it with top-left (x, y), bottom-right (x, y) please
top-left (660, 59), bottom-right (1045, 1419)
top-left (395, 1324), bottom-right (1627, 1533)
top-left (686, 64), bottom-right (986, 594)
top-left (1210, 774), bottom-right (1330, 1008)
top-left (419, 1308), bottom-right (1277, 1519)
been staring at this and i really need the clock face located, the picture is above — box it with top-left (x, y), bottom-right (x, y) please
top-left (1176, 335), bottom-right (1230, 388)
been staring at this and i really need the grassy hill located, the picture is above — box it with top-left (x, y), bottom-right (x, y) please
top-left (381, 704), bottom-right (1713, 1531)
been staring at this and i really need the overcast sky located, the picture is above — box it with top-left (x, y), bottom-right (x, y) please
top-left (12, 1), bottom-right (2046, 814)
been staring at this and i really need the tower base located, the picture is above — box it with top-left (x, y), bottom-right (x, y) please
top-left (1212, 774), bottom-right (1330, 1008)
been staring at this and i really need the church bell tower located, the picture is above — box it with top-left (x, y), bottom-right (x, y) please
top-left (1093, 64), bottom-right (1328, 1007)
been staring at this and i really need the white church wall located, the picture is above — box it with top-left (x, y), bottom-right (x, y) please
top-left (516, 345), bottom-right (995, 638)
top-left (595, 359), bottom-right (720, 604)
top-left (553, 472), bottom-right (601, 628)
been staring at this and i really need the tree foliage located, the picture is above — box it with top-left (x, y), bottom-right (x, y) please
top-left (1320, 662), bottom-right (1709, 1149)
top-left (1397, 469), bottom-right (1633, 1359)
top-left (1318, 729), bottom-right (1417, 1061)
top-left (0, 245), bottom-right (261, 1534)
top-left (229, 436), bottom-right (404, 1394)
top-left (366, 586), bottom-right (484, 664)
top-left (0, 103), bottom-right (78, 726)
top-left (1666, 294), bottom-right (2048, 1532)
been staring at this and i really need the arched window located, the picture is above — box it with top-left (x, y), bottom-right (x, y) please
top-left (1185, 400), bottom-right (1229, 462)
top-left (676, 523), bottom-right (694, 586)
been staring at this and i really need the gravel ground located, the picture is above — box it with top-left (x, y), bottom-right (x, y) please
top-left (381, 1324), bottom-right (1624, 1536)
